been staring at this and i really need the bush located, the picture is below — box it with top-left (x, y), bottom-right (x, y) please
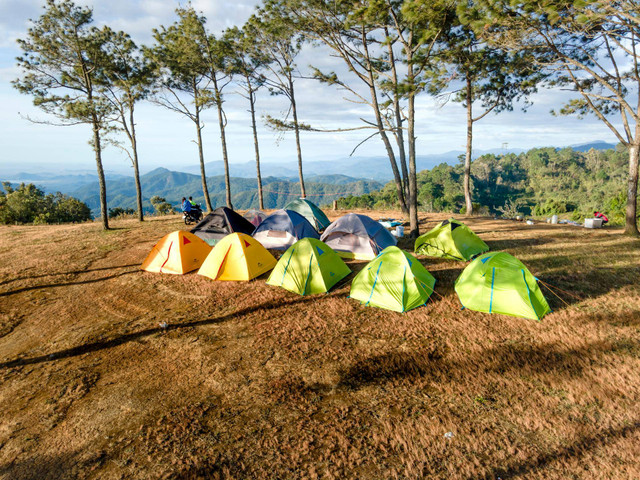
top-left (150, 196), bottom-right (174, 215)
top-left (606, 190), bottom-right (629, 225)
top-left (533, 199), bottom-right (569, 216)
top-left (496, 199), bottom-right (523, 218)
top-left (108, 207), bottom-right (136, 219)
top-left (0, 182), bottom-right (91, 224)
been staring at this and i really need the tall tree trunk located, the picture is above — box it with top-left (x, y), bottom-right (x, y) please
top-left (129, 104), bottom-right (144, 222)
top-left (362, 29), bottom-right (408, 214)
top-left (213, 78), bottom-right (233, 209)
top-left (289, 78), bottom-right (306, 198)
top-left (407, 76), bottom-right (419, 238)
top-left (385, 27), bottom-right (409, 200)
top-left (626, 141), bottom-right (639, 235)
top-left (194, 102), bottom-right (213, 212)
top-left (464, 77), bottom-right (474, 216)
top-left (248, 82), bottom-right (264, 210)
top-left (91, 116), bottom-right (109, 230)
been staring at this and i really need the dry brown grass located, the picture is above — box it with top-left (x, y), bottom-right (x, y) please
top-left (1, 211), bottom-right (639, 479)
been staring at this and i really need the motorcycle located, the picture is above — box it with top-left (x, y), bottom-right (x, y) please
top-left (183, 204), bottom-right (203, 225)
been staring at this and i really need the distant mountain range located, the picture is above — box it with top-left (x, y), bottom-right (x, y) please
top-left (0, 140), bottom-right (617, 215)
top-left (69, 168), bottom-right (382, 214)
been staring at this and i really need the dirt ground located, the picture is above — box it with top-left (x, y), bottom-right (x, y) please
top-left (1, 210), bottom-right (639, 479)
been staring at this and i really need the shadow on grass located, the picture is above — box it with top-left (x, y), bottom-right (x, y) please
top-left (0, 263), bottom-right (140, 287)
top-left (0, 296), bottom-right (318, 369)
top-left (0, 451), bottom-right (84, 480)
top-left (337, 339), bottom-right (634, 390)
top-left (474, 418), bottom-right (640, 480)
top-left (0, 270), bottom-right (141, 297)
top-left (532, 264), bottom-right (640, 308)
top-left (484, 236), bottom-right (556, 251)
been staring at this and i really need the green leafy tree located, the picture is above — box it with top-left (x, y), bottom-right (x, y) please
top-left (150, 195), bottom-right (173, 215)
top-left (437, 15), bottom-right (541, 214)
top-left (146, 8), bottom-right (216, 212)
top-left (0, 182), bottom-right (91, 224)
top-left (98, 27), bottom-right (155, 222)
top-left (13, 0), bottom-right (113, 229)
top-left (463, 0), bottom-right (640, 235)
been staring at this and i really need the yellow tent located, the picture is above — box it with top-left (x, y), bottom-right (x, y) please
top-left (198, 232), bottom-right (277, 281)
top-left (141, 230), bottom-right (211, 274)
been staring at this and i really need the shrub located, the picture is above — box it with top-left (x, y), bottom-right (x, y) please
top-left (150, 196), bottom-right (174, 215)
top-left (0, 182), bottom-right (91, 224)
top-left (533, 199), bottom-right (569, 216)
top-left (108, 207), bottom-right (136, 219)
top-left (496, 199), bottom-right (523, 218)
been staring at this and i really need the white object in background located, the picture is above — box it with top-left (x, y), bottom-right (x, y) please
top-left (395, 225), bottom-right (404, 237)
top-left (585, 218), bottom-right (603, 229)
top-left (526, 219), bottom-right (534, 225)
top-left (551, 214), bottom-right (558, 224)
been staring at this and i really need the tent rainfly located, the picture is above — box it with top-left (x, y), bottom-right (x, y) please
top-left (198, 233), bottom-right (276, 281)
top-left (455, 251), bottom-right (551, 320)
top-left (350, 246), bottom-right (436, 312)
top-left (141, 231), bottom-right (211, 274)
top-left (320, 213), bottom-right (397, 260)
top-left (191, 207), bottom-right (256, 246)
top-left (252, 209), bottom-right (319, 250)
top-left (267, 238), bottom-right (351, 295)
top-left (415, 218), bottom-right (488, 261)
top-left (284, 198), bottom-right (331, 231)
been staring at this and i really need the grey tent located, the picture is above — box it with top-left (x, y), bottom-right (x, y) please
top-left (320, 213), bottom-right (397, 259)
top-left (191, 207), bottom-right (256, 246)
top-left (252, 209), bottom-right (319, 250)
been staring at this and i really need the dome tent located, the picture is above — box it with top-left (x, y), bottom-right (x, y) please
top-left (252, 209), bottom-right (319, 250)
top-left (191, 207), bottom-right (256, 246)
top-left (198, 233), bottom-right (276, 281)
top-left (415, 218), bottom-right (488, 261)
top-left (455, 252), bottom-right (551, 320)
top-left (141, 231), bottom-right (211, 274)
top-left (320, 213), bottom-right (397, 260)
top-left (243, 209), bottom-right (268, 228)
top-left (284, 198), bottom-right (331, 231)
top-left (350, 246), bottom-right (436, 312)
top-left (267, 238), bottom-right (351, 295)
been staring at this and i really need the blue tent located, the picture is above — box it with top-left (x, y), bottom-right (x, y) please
top-left (252, 209), bottom-right (319, 250)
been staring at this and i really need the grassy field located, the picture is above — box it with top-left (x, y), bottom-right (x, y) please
top-left (0, 211), bottom-right (639, 479)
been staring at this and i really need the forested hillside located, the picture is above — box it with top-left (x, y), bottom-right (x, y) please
top-left (72, 168), bottom-right (381, 214)
top-left (338, 146), bottom-right (633, 224)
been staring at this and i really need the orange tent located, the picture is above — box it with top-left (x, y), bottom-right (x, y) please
top-left (141, 231), bottom-right (211, 274)
top-left (198, 233), bottom-right (276, 281)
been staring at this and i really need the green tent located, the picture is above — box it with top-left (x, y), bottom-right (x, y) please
top-left (284, 198), bottom-right (331, 231)
top-left (455, 252), bottom-right (551, 320)
top-left (267, 238), bottom-right (351, 295)
top-left (350, 246), bottom-right (436, 312)
top-left (415, 218), bottom-right (488, 261)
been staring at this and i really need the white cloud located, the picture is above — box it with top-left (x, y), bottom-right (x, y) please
top-left (0, 0), bottom-right (624, 177)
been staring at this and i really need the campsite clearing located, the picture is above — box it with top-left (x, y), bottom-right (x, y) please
top-left (0, 212), bottom-right (639, 479)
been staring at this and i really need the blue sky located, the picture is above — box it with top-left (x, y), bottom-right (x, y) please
top-left (0, 0), bottom-right (620, 177)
